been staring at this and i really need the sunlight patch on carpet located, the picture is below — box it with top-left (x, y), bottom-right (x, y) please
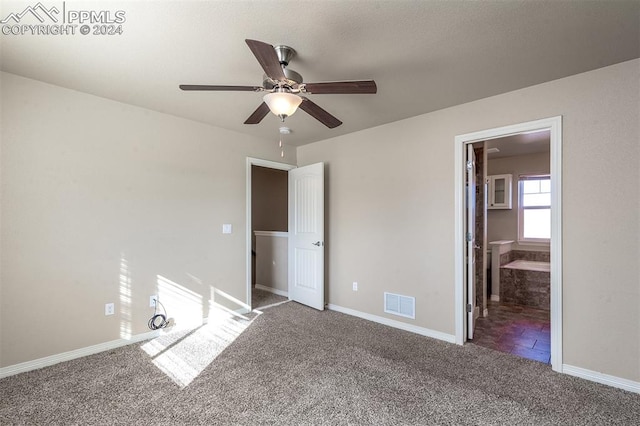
top-left (141, 304), bottom-right (259, 388)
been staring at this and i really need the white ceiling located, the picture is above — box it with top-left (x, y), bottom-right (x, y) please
top-left (1, 1), bottom-right (639, 146)
top-left (485, 130), bottom-right (550, 159)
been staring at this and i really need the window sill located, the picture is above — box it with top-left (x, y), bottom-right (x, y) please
top-left (517, 239), bottom-right (550, 246)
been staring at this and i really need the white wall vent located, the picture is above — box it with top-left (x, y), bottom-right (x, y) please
top-left (384, 292), bottom-right (415, 319)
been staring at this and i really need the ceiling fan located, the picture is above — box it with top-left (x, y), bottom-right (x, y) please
top-left (179, 39), bottom-right (377, 129)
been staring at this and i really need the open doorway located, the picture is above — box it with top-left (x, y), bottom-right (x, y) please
top-left (474, 131), bottom-right (552, 363)
top-left (245, 158), bottom-right (295, 310)
top-left (455, 116), bottom-right (563, 373)
top-left (246, 158), bottom-right (326, 312)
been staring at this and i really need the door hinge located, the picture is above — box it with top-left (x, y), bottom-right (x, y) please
top-left (466, 232), bottom-right (472, 242)
top-left (466, 160), bottom-right (473, 171)
top-left (466, 304), bottom-right (472, 313)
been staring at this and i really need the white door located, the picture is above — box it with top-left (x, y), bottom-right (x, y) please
top-left (288, 162), bottom-right (324, 310)
top-left (466, 145), bottom-right (476, 339)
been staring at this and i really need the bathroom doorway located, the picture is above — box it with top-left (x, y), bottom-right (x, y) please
top-left (475, 131), bottom-right (552, 363)
top-left (454, 116), bottom-right (563, 372)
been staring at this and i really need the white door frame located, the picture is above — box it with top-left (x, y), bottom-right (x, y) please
top-left (246, 157), bottom-right (296, 310)
top-left (453, 116), bottom-right (563, 373)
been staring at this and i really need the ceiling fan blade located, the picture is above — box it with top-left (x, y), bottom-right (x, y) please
top-left (299, 97), bottom-right (342, 129)
top-left (245, 39), bottom-right (286, 82)
top-left (179, 85), bottom-right (262, 91)
top-left (244, 102), bottom-right (271, 124)
top-left (303, 80), bottom-right (377, 94)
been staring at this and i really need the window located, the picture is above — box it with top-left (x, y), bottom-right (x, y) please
top-left (518, 175), bottom-right (551, 243)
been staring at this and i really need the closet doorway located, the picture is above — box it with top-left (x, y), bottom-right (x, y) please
top-left (249, 162), bottom-right (291, 309)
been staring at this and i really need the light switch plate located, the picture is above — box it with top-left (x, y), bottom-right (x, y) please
top-left (222, 224), bottom-right (232, 234)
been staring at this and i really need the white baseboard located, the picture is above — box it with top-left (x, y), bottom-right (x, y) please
top-left (255, 284), bottom-right (288, 298)
top-left (562, 364), bottom-right (640, 394)
top-left (490, 295), bottom-right (500, 301)
top-left (327, 304), bottom-right (456, 344)
top-left (0, 330), bottom-right (160, 379)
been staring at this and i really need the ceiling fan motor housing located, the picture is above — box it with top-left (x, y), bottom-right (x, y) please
top-left (263, 69), bottom-right (303, 90)
top-left (263, 45), bottom-right (303, 90)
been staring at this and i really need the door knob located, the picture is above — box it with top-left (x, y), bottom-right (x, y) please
top-left (312, 241), bottom-right (323, 247)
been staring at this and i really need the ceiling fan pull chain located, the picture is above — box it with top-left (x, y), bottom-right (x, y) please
top-left (278, 126), bottom-right (291, 158)
top-left (279, 132), bottom-right (284, 158)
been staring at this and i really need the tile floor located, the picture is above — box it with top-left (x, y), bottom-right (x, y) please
top-left (471, 300), bottom-right (551, 364)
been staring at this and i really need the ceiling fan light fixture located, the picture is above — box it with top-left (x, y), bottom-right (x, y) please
top-left (263, 92), bottom-right (302, 120)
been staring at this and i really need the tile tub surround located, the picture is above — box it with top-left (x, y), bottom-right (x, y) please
top-left (510, 250), bottom-right (550, 262)
top-left (500, 260), bottom-right (550, 310)
top-left (499, 249), bottom-right (550, 265)
top-left (489, 240), bottom-right (514, 300)
top-left (489, 241), bottom-right (551, 302)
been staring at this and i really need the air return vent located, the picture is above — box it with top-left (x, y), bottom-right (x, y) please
top-left (384, 292), bottom-right (415, 319)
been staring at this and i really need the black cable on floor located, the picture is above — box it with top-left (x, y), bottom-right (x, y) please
top-left (148, 299), bottom-right (169, 330)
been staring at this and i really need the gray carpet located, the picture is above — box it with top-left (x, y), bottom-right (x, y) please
top-left (1, 302), bottom-right (639, 425)
top-left (251, 287), bottom-right (288, 309)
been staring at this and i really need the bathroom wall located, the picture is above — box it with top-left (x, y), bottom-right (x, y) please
top-left (487, 151), bottom-right (550, 250)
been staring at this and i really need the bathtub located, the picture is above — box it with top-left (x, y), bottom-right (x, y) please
top-left (501, 259), bottom-right (550, 273)
top-left (500, 260), bottom-right (550, 310)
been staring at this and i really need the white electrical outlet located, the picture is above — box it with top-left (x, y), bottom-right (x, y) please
top-left (352, 282), bottom-right (358, 291)
top-left (105, 303), bottom-right (115, 316)
top-left (150, 295), bottom-right (157, 307)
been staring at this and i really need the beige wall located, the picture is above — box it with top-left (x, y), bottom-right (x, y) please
top-left (251, 165), bottom-right (288, 232)
top-left (0, 72), bottom-right (295, 367)
top-left (255, 233), bottom-right (288, 293)
top-left (298, 59), bottom-right (640, 382)
top-left (487, 151), bottom-right (550, 248)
